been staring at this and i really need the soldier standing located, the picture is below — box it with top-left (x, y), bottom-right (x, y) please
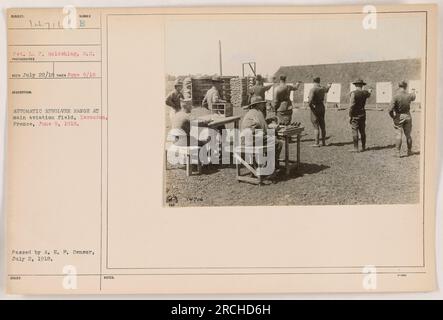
top-left (165, 79), bottom-right (184, 123)
top-left (348, 79), bottom-right (372, 152)
top-left (273, 75), bottom-right (301, 125)
top-left (389, 81), bottom-right (416, 157)
top-left (249, 75), bottom-right (273, 104)
top-left (248, 74), bottom-right (273, 117)
top-left (202, 76), bottom-right (224, 110)
top-left (308, 77), bottom-right (332, 147)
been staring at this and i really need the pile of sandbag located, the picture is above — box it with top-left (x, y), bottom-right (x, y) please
top-left (182, 77), bottom-right (192, 100)
top-left (219, 77), bottom-right (232, 102)
top-left (230, 77), bottom-right (249, 108)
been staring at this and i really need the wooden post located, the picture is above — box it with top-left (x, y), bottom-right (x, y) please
top-left (285, 136), bottom-right (290, 176)
top-left (186, 154), bottom-right (191, 176)
top-left (219, 40), bottom-right (223, 76)
top-left (234, 119), bottom-right (241, 179)
top-left (297, 134), bottom-right (301, 169)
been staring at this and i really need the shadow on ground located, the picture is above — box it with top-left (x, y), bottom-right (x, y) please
top-left (300, 136), bottom-right (331, 143)
top-left (365, 144), bottom-right (396, 151)
top-left (327, 141), bottom-right (354, 147)
top-left (271, 162), bottom-right (330, 183)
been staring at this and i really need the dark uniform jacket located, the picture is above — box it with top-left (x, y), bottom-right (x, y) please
top-left (165, 90), bottom-right (183, 112)
top-left (349, 89), bottom-right (371, 118)
top-left (389, 88), bottom-right (416, 117)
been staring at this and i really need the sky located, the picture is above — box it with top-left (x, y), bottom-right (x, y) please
top-left (164, 13), bottom-right (425, 77)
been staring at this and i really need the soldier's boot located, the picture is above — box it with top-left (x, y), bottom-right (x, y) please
top-left (349, 138), bottom-right (359, 153)
top-left (321, 125), bottom-right (327, 146)
top-left (321, 134), bottom-right (326, 146)
top-left (349, 130), bottom-right (359, 152)
top-left (406, 136), bottom-right (413, 156)
top-left (360, 134), bottom-right (366, 152)
top-left (310, 130), bottom-right (321, 147)
top-left (395, 132), bottom-right (402, 157)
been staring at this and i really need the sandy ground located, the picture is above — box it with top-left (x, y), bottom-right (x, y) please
top-left (165, 106), bottom-right (421, 207)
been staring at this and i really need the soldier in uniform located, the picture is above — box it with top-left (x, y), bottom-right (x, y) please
top-left (202, 76), bottom-right (225, 110)
top-left (389, 81), bottom-right (416, 157)
top-left (307, 77), bottom-right (332, 147)
top-left (248, 74), bottom-right (273, 110)
top-left (241, 99), bottom-right (283, 172)
top-left (348, 79), bottom-right (372, 152)
top-left (170, 100), bottom-right (212, 147)
top-left (165, 79), bottom-right (184, 123)
top-left (273, 75), bottom-right (301, 125)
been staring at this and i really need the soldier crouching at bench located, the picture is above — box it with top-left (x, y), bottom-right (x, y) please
top-left (241, 99), bottom-right (283, 175)
top-left (170, 99), bottom-right (212, 147)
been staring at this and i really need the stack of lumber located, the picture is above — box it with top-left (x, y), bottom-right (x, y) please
top-left (220, 76), bottom-right (234, 102)
top-left (230, 77), bottom-right (249, 108)
top-left (247, 76), bottom-right (255, 88)
top-left (182, 77), bottom-right (192, 100)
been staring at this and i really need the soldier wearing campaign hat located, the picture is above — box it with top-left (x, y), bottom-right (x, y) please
top-left (241, 98), bottom-right (283, 171)
top-left (389, 80), bottom-right (416, 157)
top-left (348, 79), bottom-right (373, 152)
top-left (165, 78), bottom-right (184, 122)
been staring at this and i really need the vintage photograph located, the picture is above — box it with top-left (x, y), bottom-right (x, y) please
top-left (164, 12), bottom-right (425, 207)
top-left (3, 4), bottom-right (437, 295)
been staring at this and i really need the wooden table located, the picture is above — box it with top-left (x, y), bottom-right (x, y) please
top-left (277, 126), bottom-right (304, 176)
top-left (197, 114), bottom-right (241, 129)
top-left (197, 114), bottom-right (241, 165)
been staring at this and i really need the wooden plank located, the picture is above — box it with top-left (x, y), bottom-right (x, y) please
top-left (237, 176), bottom-right (261, 185)
top-left (207, 115), bottom-right (241, 127)
top-left (233, 153), bottom-right (258, 177)
top-left (277, 126), bottom-right (305, 137)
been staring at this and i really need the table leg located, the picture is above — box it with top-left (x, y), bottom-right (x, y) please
top-left (197, 159), bottom-right (202, 175)
top-left (297, 134), bottom-right (301, 169)
top-left (285, 136), bottom-right (290, 176)
top-left (234, 119), bottom-right (240, 178)
top-left (236, 154), bottom-right (241, 179)
top-left (186, 154), bottom-right (191, 177)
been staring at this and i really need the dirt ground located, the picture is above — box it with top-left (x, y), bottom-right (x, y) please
top-left (165, 106), bottom-right (421, 207)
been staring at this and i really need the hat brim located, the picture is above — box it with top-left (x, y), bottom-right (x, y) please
top-left (352, 81), bottom-right (367, 86)
top-left (243, 101), bottom-right (266, 109)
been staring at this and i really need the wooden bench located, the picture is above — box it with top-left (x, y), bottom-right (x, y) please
top-left (234, 144), bottom-right (270, 185)
top-left (165, 142), bottom-right (203, 177)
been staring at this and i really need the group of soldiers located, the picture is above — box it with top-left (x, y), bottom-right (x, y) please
top-left (166, 73), bottom-right (417, 167)
top-left (244, 74), bottom-right (416, 157)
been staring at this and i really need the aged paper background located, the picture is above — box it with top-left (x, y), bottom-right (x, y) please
top-left (1, 3), bottom-right (439, 295)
